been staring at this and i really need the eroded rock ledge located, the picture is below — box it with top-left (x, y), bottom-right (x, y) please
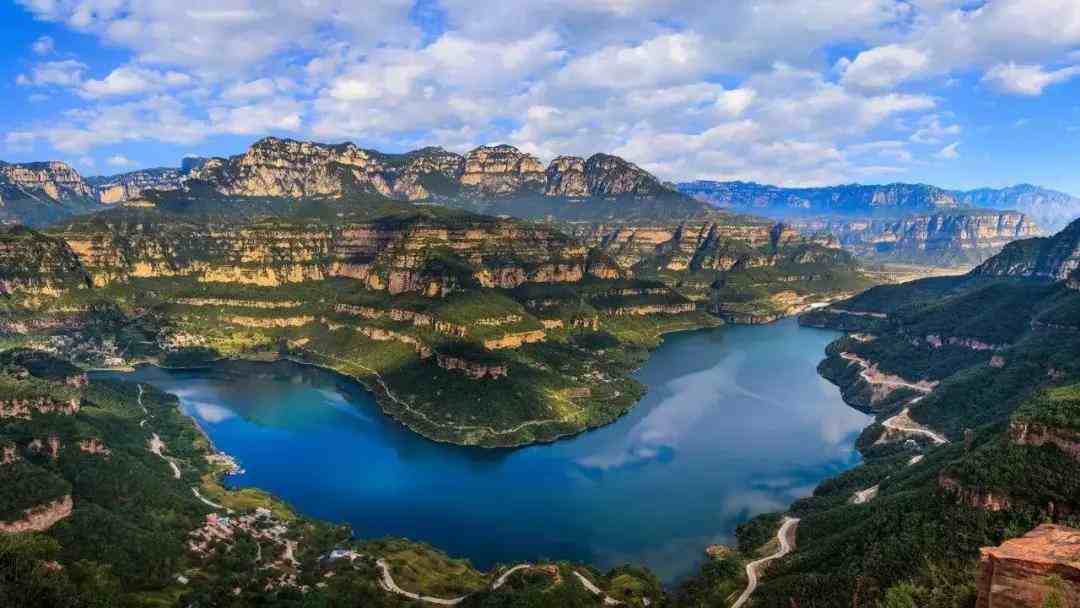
top-left (0, 494), bottom-right (73, 533)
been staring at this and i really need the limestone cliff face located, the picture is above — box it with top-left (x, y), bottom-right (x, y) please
top-left (570, 219), bottom-right (823, 273)
top-left (975, 217), bottom-right (1080, 281)
top-left (678, 181), bottom-right (963, 215)
top-left (460, 145), bottom-right (546, 197)
top-left (545, 156), bottom-right (588, 197)
top-left (976, 524), bottom-right (1080, 608)
top-left (190, 137), bottom-right (397, 199)
top-left (1010, 420), bottom-right (1080, 461)
top-left (0, 161), bottom-right (94, 202)
top-left (189, 138), bottom-right (469, 202)
top-left (178, 138), bottom-right (690, 206)
top-left (0, 226), bottom-right (91, 296)
top-left (87, 168), bottom-right (186, 204)
top-left (56, 212), bottom-right (608, 296)
top-left (0, 494), bottom-right (73, 533)
top-left (581, 154), bottom-right (672, 198)
top-left (791, 211), bottom-right (1040, 266)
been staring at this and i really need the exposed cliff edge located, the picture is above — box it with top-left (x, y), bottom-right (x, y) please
top-left (0, 494), bottom-right (73, 533)
top-left (679, 179), bottom-right (1080, 231)
top-left (789, 210), bottom-right (1040, 266)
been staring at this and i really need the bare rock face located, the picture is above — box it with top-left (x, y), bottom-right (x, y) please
top-left (60, 213), bottom-right (601, 295)
top-left (0, 226), bottom-right (92, 296)
top-left (790, 211), bottom-right (1041, 266)
top-left (0, 161), bottom-right (93, 202)
top-left (88, 168), bottom-right (186, 204)
top-left (976, 524), bottom-right (1080, 608)
top-left (0, 494), bottom-right (73, 533)
top-left (385, 147), bottom-right (465, 200)
top-left (583, 154), bottom-right (671, 198)
top-left (545, 156), bottom-right (588, 197)
top-left (460, 145), bottom-right (546, 196)
top-left (191, 137), bottom-right (395, 198)
top-left (975, 217), bottom-right (1080, 281)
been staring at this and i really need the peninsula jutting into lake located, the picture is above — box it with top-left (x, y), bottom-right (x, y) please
top-left (5, 2), bottom-right (1080, 606)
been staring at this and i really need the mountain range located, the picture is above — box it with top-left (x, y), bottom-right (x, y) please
top-left (2, 138), bottom-right (1076, 268)
top-left (678, 180), bottom-right (1080, 232)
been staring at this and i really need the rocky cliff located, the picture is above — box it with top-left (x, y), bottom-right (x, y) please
top-left (0, 225), bottom-right (91, 296)
top-left (791, 210), bottom-right (1039, 266)
top-left (678, 180), bottom-right (964, 216)
top-left (87, 168), bottom-right (187, 204)
top-left (974, 217), bottom-right (1080, 280)
top-left (957, 184), bottom-right (1080, 232)
top-left (0, 161), bottom-right (99, 226)
top-left (976, 524), bottom-right (1080, 608)
top-left (56, 209), bottom-right (613, 295)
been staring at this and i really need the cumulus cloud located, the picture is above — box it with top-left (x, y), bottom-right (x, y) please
top-left (910, 114), bottom-right (962, 144)
top-left (16, 59), bottom-right (86, 87)
top-left (106, 154), bottom-right (135, 167)
top-left (9, 0), bottom-right (1080, 184)
top-left (31, 35), bottom-right (54, 54)
top-left (935, 142), bottom-right (961, 160)
top-left (839, 44), bottom-right (931, 90)
top-left (982, 63), bottom-right (1080, 96)
top-left (80, 65), bottom-right (194, 98)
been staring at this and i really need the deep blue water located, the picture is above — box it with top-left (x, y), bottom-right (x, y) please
top-left (96, 318), bottom-right (869, 582)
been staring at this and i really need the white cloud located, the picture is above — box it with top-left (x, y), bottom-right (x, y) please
top-left (31, 35), bottom-right (54, 55)
top-left (982, 62), bottom-right (1080, 96)
top-left (935, 141), bottom-right (960, 160)
top-left (11, 0), bottom-right (1080, 186)
top-left (17, 0), bottom-right (421, 74)
top-left (209, 99), bottom-right (304, 134)
top-left (16, 59), bottom-right (86, 87)
top-left (839, 44), bottom-right (931, 90)
top-left (106, 154), bottom-right (135, 167)
top-left (556, 32), bottom-right (707, 90)
top-left (80, 65), bottom-right (194, 98)
top-left (910, 115), bottom-right (962, 144)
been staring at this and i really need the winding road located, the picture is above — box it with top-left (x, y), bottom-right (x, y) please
top-left (732, 517), bottom-right (799, 608)
top-left (374, 559), bottom-right (624, 606)
top-left (881, 406), bottom-right (948, 445)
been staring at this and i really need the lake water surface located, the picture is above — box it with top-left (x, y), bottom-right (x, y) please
top-left (97, 318), bottom-right (869, 582)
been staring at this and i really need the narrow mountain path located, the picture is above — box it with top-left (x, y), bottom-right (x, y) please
top-left (492, 564), bottom-right (533, 590)
top-left (373, 558), bottom-right (624, 606)
top-left (192, 487), bottom-right (233, 513)
top-left (573, 571), bottom-right (623, 605)
top-left (840, 352), bottom-right (935, 393)
top-left (880, 407), bottom-right (948, 445)
top-left (851, 484), bottom-right (880, 504)
top-left (149, 433), bottom-right (182, 479)
top-left (732, 517), bottom-right (799, 608)
top-left (375, 559), bottom-right (469, 606)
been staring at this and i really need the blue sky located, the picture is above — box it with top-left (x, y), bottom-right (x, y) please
top-left (3, 1), bottom-right (1080, 194)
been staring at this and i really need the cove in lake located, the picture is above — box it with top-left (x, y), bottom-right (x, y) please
top-left (96, 318), bottom-right (870, 583)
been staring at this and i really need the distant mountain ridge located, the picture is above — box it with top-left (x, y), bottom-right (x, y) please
top-left (678, 180), bottom-right (1080, 231)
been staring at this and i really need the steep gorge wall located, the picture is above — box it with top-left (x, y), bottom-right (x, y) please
top-left (57, 215), bottom-right (612, 296)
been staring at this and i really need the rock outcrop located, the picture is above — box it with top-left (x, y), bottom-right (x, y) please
top-left (974, 217), bottom-right (1080, 281)
top-left (0, 226), bottom-right (92, 296)
top-left (436, 353), bottom-right (508, 379)
top-left (460, 145), bottom-right (546, 197)
top-left (0, 161), bottom-right (94, 202)
top-left (1010, 421), bottom-right (1080, 461)
top-left (0, 494), bottom-right (73, 533)
top-left (976, 524), bottom-right (1080, 608)
top-left (790, 211), bottom-right (1040, 266)
top-left (678, 181), bottom-right (964, 216)
top-left (58, 211), bottom-right (604, 295)
top-left (88, 168), bottom-right (186, 204)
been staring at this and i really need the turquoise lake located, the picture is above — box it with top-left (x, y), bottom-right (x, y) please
top-left (96, 318), bottom-right (869, 582)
